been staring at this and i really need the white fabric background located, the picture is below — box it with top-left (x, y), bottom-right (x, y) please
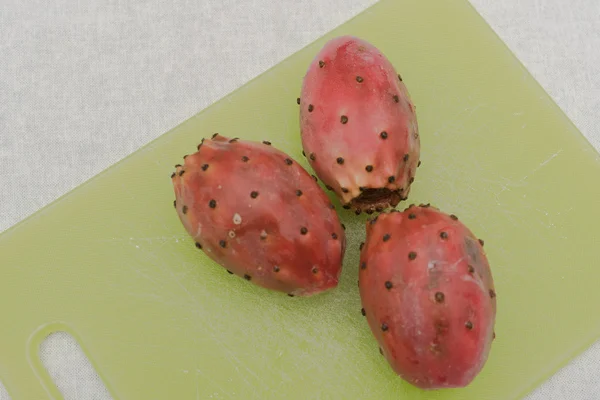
top-left (1, 0), bottom-right (599, 398)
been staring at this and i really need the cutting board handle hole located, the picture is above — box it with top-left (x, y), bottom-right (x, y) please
top-left (39, 331), bottom-right (113, 400)
top-left (0, 380), bottom-right (11, 400)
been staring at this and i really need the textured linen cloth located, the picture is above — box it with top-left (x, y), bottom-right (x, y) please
top-left (1, 0), bottom-right (599, 398)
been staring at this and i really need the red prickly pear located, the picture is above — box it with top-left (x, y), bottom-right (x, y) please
top-left (299, 35), bottom-right (420, 213)
top-left (171, 135), bottom-right (346, 297)
top-left (358, 205), bottom-right (496, 389)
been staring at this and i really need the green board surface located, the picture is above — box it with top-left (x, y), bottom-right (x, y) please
top-left (1, 0), bottom-right (600, 399)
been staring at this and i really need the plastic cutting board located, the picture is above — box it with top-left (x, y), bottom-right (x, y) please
top-left (1, 0), bottom-right (600, 399)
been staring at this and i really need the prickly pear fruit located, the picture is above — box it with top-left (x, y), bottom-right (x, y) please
top-left (299, 35), bottom-right (420, 214)
top-left (171, 134), bottom-right (346, 297)
top-left (358, 205), bottom-right (496, 389)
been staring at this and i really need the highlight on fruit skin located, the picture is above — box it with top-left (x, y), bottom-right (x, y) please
top-left (171, 134), bottom-right (346, 297)
top-left (298, 35), bottom-right (420, 214)
top-left (358, 204), bottom-right (496, 390)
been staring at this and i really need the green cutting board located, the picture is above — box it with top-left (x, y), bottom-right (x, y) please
top-left (2, 0), bottom-right (600, 399)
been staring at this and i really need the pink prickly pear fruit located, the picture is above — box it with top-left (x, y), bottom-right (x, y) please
top-left (299, 35), bottom-right (420, 214)
top-left (358, 205), bottom-right (496, 389)
top-left (171, 134), bottom-right (346, 297)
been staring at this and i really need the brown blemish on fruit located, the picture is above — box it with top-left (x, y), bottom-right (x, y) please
top-left (403, 154), bottom-right (409, 162)
top-left (296, 190), bottom-right (303, 197)
top-left (244, 274), bottom-right (251, 281)
top-left (182, 205), bottom-right (188, 214)
top-left (388, 176), bottom-right (395, 183)
top-left (336, 157), bottom-right (344, 165)
top-left (365, 165), bottom-right (373, 172)
top-left (409, 177), bottom-right (415, 184)
top-left (479, 238), bottom-right (485, 246)
top-left (300, 227), bottom-right (308, 235)
top-left (361, 308), bottom-right (366, 316)
top-left (450, 214), bottom-right (458, 220)
top-left (380, 131), bottom-right (388, 139)
top-left (341, 187), bottom-right (349, 193)
top-left (260, 230), bottom-right (267, 240)
top-left (408, 251), bottom-right (417, 260)
top-left (360, 262), bottom-right (366, 270)
top-left (468, 265), bottom-right (475, 274)
top-left (310, 153), bottom-right (316, 161)
top-left (308, 104), bottom-right (314, 112)
top-left (440, 231), bottom-right (448, 239)
top-left (178, 170), bottom-right (185, 177)
top-left (465, 321), bottom-right (474, 330)
top-left (209, 199), bottom-right (217, 208)
top-left (356, 76), bottom-right (363, 83)
top-left (393, 95), bottom-right (399, 103)
top-left (242, 156), bottom-right (249, 162)
top-left (250, 191), bottom-right (259, 198)
top-left (195, 242), bottom-right (202, 249)
top-left (285, 158), bottom-right (293, 165)
top-left (319, 60), bottom-right (325, 68)
top-left (219, 240), bottom-right (226, 248)
top-left (229, 138), bottom-right (238, 143)
top-left (273, 266), bottom-right (280, 273)
top-left (171, 172), bottom-right (176, 178)
top-left (408, 213), bottom-right (416, 219)
top-left (381, 323), bottom-right (389, 332)
top-left (311, 267), bottom-right (318, 274)
top-left (489, 289), bottom-right (496, 298)
top-left (383, 234), bottom-right (391, 242)
top-left (385, 281), bottom-right (393, 290)
top-left (349, 188), bottom-right (402, 213)
top-left (340, 115), bottom-right (348, 124)
top-left (212, 133), bottom-right (219, 139)
top-left (331, 233), bottom-right (338, 240)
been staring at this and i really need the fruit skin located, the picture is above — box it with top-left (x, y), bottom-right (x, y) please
top-left (299, 35), bottom-right (420, 213)
top-left (358, 205), bottom-right (496, 389)
top-left (171, 135), bottom-right (346, 297)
